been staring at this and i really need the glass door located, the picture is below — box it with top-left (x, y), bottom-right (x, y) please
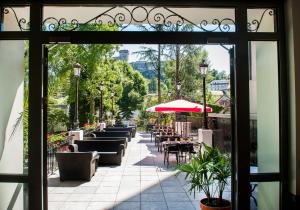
top-left (0, 39), bottom-right (29, 210)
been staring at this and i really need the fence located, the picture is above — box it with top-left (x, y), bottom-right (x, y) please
top-left (47, 142), bottom-right (69, 176)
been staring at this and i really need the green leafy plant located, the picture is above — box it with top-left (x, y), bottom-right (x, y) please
top-left (177, 144), bottom-right (231, 207)
top-left (48, 108), bottom-right (69, 132)
top-left (48, 132), bottom-right (68, 149)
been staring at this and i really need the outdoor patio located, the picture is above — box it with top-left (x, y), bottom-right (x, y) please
top-left (48, 132), bottom-right (231, 210)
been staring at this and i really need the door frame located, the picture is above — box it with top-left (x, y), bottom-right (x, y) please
top-left (0, 1), bottom-right (287, 210)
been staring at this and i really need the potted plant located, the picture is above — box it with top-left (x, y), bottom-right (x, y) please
top-left (177, 144), bottom-right (231, 210)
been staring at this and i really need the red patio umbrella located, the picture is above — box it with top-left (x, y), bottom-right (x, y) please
top-left (146, 99), bottom-right (213, 113)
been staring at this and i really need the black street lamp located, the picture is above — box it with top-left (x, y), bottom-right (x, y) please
top-left (111, 92), bottom-right (115, 116)
top-left (73, 62), bottom-right (81, 130)
top-left (200, 60), bottom-right (209, 129)
top-left (99, 81), bottom-right (104, 122)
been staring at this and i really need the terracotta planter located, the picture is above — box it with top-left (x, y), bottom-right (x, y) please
top-left (200, 198), bottom-right (231, 210)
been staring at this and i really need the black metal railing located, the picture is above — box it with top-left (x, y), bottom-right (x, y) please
top-left (47, 142), bottom-right (68, 176)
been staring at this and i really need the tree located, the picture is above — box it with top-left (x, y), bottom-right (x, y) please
top-left (164, 45), bottom-right (209, 102)
top-left (47, 24), bottom-right (148, 125)
top-left (148, 77), bottom-right (157, 93)
top-left (48, 43), bottom-right (122, 125)
top-left (118, 62), bottom-right (148, 119)
top-left (133, 25), bottom-right (168, 103)
top-left (163, 24), bottom-right (195, 98)
top-left (133, 45), bottom-right (166, 103)
top-left (210, 69), bottom-right (229, 80)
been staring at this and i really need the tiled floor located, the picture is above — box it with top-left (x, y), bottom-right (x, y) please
top-left (48, 132), bottom-right (231, 210)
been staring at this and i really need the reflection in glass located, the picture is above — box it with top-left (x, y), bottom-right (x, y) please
top-left (249, 41), bottom-right (279, 173)
top-left (2, 7), bottom-right (30, 31)
top-left (247, 9), bottom-right (275, 32)
top-left (250, 182), bottom-right (279, 210)
top-left (0, 183), bottom-right (28, 210)
top-left (0, 40), bottom-right (28, 174)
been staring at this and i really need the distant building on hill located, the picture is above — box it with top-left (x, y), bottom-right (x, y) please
top-left (115, 49), bottom-right (163, 80)
top-left (130, 61), bottom-right (156, 79)
top-left (115, 50), bottom-right (129, 62)
top-left (209, 80), bottom-right (231, 109)
top-left (130, 60), bottom-right (165, 79)
top-left (209, 80), bottom-right (230, 92)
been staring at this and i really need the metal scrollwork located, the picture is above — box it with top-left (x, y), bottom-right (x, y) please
top-left (2, 6), bottom-right (275, 33)
top-left (3, 7), bottom-right (30, 31)
top-left (93, 7), bottom-right (132, 30)
top-left (42, 17), bottom-right (79, 31)
top-left (247, 8), bottom-right (274, 32)
top-left (42, 6), bottom-right (236, 32)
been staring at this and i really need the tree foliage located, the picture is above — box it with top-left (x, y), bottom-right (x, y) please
top-left (118, 62), bottom-right (148, 119)
top-left (47, 29), bottom-right (147, 126)
top-left (164, 45), bottom-right (209, 102)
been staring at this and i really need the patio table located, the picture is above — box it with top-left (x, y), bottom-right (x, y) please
top-left (162, 140), bottom-right (195, 164)
top-left (156, 134), bottom-right (181, 152)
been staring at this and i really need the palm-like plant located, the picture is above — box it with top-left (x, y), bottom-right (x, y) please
top-left (177, 144), bottom-right (231, 207)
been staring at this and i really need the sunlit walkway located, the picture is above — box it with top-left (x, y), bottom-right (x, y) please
top-left (48, 132), bottom-right (231, 210)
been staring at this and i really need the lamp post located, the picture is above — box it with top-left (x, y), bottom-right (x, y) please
top-left (175, 82), bottom-right (181, 121)
top-left (167, 90), bottom-right (171, 99)
top-left (111, 92), bottom-right (115, 116)
top-left (200, 60), bottom-right (208, 129)
top-left (99, 81), bottom-right (104, 122)
top-left (73, 62), bottom-right (81, 130)
top-left (176, 81), bottom-right (181, 99)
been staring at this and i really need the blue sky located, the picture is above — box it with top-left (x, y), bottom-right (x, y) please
top-left (120, 44), bottom-right (231, 73)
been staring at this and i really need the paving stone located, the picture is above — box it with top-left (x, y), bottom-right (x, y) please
top-left (96, 186), bottom-right (119, 194)
top-left (116, 192), bottom-right (141, 202)
top-left (91, 193), bottom-right (117, 202)
top-left (141, 193), bottom-right (165, 202)
top-left (48, 202), bottom-right (65, 210)
top-left (164, 192), bottom-right (190, 202)
top-left (72, 186), bottom-right (97, 194)
top-left (51, 187), bottom-right (75, 194)
top-left (80, 181), bottom-right (101, 187)
top-left (87, 202), bottom-right (115, 210)
top-left (63, 202), bottom-right (89, 210)
top-left (140, 175), bottom-right (159, 181)
top-left (59, 181), bottom-right (82, 187)
top-left (114, 201), bottom-right (141, 210)
top-left (142, 187), bottom-right (163, 194)
top-left (48, 194), bottom-right (70, 202)
top-left (100, 181), bottom-right (120, 187)
top-left (141, 201), bottom-right (168, 210)
top-left (167, 201), bottom-right (196, 210)
top-left (162, 186), bottom-right (185, 193)
top-left (66, 194), bottom-right (93, 202)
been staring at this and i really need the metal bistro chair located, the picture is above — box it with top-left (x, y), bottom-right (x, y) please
top-left (178, 142), bottom-right (195, 163)
top-left (157, 134), bottom-right (166, 152)
top-left (163, 140), bottom-right (180, 167)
